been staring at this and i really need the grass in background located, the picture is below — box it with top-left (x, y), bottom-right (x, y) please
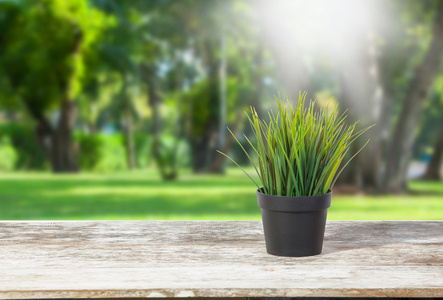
top-left (0, 168), bottom-right (442, 220)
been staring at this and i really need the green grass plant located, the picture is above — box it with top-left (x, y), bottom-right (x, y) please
top-left (219, 92), bottom-right (373, 196)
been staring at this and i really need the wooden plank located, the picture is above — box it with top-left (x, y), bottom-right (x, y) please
top-left (0, 221), bottom-right (442, 299)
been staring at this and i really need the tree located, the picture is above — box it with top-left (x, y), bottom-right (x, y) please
top-left (384, 0), bottom-right (443, 192)
top-left (158, 0), bottom-right (266, 173)
top-left (91, 0), bottom-right (149, 170)
top-left (331, 0), bottom-right (400, 191)
top-left (313, 0), bottom-right (443, 193)
top-left (0, 0), bottom-right (111, 172)
top-left (102, 0), bottom-right (269, 176)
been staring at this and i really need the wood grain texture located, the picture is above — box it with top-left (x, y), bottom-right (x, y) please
top-left (0, 221), bottom-right (442, 299)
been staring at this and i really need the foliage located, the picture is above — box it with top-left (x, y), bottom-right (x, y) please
top-left (0, 124), bottom-right (48, 170)
top-left (93, 135), bottom-right (128, 172)
top-left (0, 0), bottom-right (441, 186)
top-left (134, 133), bottom-right (152, 168)
top-left (76, 133), bottom-right (127, 172)
top-left (220, 92), bottom-right (372, 196)
top-left (157, 134), bottom-right (190, 168)
top-left (0, 0), bottom-right (114, 110)
top-left (182, 80), bottom-right (215, 138)
top-left (0, 136), bottom-right (18, 171)
top-left (76, 133), bottom-right (104, 170)
top-left (0, 0), bottom-right (116, 172)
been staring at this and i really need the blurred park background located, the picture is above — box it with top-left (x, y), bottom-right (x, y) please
top-left (0, 0), bottom-right (443, 220)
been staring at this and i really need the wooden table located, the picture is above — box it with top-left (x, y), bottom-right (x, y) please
top-left (0, 221), bottom-right (442, 299)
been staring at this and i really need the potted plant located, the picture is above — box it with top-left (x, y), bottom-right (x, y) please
top-left (218, 92), bottom-right (372, 257)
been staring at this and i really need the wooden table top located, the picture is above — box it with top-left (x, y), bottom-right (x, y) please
top-left (0, 221), bottom-right (442, 299)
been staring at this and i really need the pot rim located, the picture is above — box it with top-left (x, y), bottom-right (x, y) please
top-left (257, 188), bottom-right (332, 212)
top-left (257, 188), bottom-right (332, 198)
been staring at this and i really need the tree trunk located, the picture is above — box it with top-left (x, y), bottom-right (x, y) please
top-left (334, 32), bottom-right (381, 191)
top-left (210, 41), bottom-right (265, 172)
top-left (25, 98), bottom-right (78, 172)
top-left (378, 85), bottom-right (395, 177)
top-left (124, 100), bottom-right (136, 170)
top-left (217, 33), bottom-right (227, 174)
top-left (87, 102), bottom-right (97, 134)
top-left (191, 132), bottom-right (216, 173)
top-left (48, 25), bottom-right (82, 173)
top-left (190, 40), bottom-right (220, 173)
top-left (88, 122), bottom-right (96, 135)
top-left (384, 1), bottom-right (443, 193)
top-left (51, 99), bottom-right (78, 173)
top-left (377, 41), bottom-right (398, 169)
top-left (209, 111), bottom-right (244, 173)
top-left (25, 101), bottom-right (53, 154)
top-left (423, 120), bottom-right (443, 180)
top-left (141, 64), bottom-right (177, 181)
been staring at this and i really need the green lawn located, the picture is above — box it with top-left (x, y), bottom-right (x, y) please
top-left (0, 168), bottom-right (442, 220)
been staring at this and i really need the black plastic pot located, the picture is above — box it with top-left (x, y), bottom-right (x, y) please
top-left (257, 189), bottom-right (332, 257)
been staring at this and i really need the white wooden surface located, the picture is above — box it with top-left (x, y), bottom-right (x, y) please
top-left (0, 221), bottom-right (442, 299)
